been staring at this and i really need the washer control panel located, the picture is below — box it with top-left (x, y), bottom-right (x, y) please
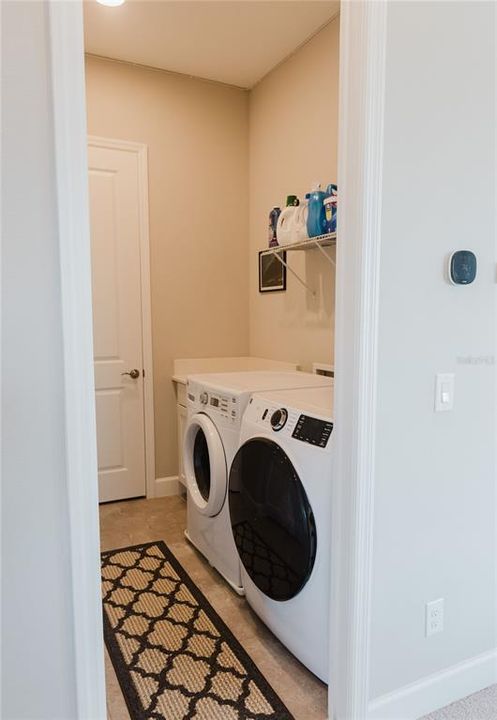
top-left (187, 381), bottom-right (239, 422)
top-left (292, 414), bottom-right (333, 448)
top-left (209, 393), bottom-right (236, 418)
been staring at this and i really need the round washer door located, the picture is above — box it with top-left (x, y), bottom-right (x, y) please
top-left (184, 413), bottom-right (227, 516)
top-left (228, 438), bottom-right (316, 601)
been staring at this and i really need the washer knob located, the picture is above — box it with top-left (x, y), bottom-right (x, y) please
top-left (200, 392), bottom-right (209, 405)
top-left (270, 408), bottom-right (288, 431)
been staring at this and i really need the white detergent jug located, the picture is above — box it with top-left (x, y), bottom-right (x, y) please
top-left (293, 199), bottom-right (309, 243)
top-left (276, 205), bottom-right (299, 246)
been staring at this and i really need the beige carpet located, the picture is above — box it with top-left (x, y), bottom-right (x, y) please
top-left (419, 684), bottom-right (497, 720)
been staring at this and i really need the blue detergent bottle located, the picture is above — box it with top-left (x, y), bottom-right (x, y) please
top-left (306, 184), bottom-right (327, 237)
top-left (323, 183), bottom-right (338, 234)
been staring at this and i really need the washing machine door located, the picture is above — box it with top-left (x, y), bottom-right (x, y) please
top-left (184, 413), bottom-right (227, 517)
top-left (229, 438), bottom-right (316, 601)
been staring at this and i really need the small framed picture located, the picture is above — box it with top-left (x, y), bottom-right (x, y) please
top-left (259, 251), bottom-right (287, 293)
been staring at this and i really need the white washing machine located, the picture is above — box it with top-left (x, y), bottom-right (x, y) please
top-left (228, 385), bottom-right (334, 681)
top-left (183, 372), bottom-right (332, 595)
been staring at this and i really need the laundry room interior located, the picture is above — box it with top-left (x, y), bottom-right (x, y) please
top-left (85, 1), bottom-right (339, 718)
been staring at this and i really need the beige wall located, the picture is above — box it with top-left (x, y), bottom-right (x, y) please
top-left (248, 20), bottom-right (339, 370)
top-left (85, 56), bottom-right (249, 479)
top-left (85, 20), bottom-right (339, 480)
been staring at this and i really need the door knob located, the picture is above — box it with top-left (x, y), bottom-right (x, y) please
top-left (121, 369), bottom-right (140, 380)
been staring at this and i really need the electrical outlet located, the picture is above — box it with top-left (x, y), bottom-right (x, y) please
top-left (426, 598), bottom-right (444, 637)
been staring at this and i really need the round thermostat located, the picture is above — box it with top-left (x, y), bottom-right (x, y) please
top-left (448, 250), bottom-right (477, 285)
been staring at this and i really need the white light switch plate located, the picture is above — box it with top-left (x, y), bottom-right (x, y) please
top-left (435, 373), bottom-right (455, 412)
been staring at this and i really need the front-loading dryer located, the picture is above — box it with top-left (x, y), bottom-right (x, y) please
top-left (228, 385), bottom-right (334, 681)
top-left (183, 372), bottom-right (332, 595)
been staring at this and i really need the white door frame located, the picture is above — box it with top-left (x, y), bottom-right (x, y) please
top-left (88, 135), bottom-right (156, 501)
top-left (48, 1), bottom-right (387, 718)
top-left (48, 2), bottom-right (106, 717)
top-left (329, 3), bottom-right (387, 719)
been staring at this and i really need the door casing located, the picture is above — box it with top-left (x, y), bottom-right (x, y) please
top-left (48, 1), bottom-right (385, 718)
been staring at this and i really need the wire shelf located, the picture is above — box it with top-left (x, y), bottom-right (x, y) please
top-left (260, 233), bottom-right (336, 256)
top-left (260, 233), bottom-right (336, 295)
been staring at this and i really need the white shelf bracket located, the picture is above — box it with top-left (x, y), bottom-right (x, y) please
top-left (270, 249), bottom-right (316, 296)
top-left (310, 238), bottom-right (336, 266)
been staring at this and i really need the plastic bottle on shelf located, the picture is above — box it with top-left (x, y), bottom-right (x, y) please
top-left (268, 207), bottom-right (281, 247)
top-left (306, 184), bottom-right (327, 238)
top-left (276, 195), bottom-right (300, 246)
top-left (294, 193), bottom-right (310, 243)
top-left (323, 183), bottom-right (338, 234)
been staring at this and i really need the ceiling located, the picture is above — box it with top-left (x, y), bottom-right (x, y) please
top-left (83, 1), bottom-right (340, 89)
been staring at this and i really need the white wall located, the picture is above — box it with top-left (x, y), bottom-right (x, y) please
top-left (369, 0), bottom-right (496, 713)
top-left (1, 2), bottom-right (78, 717)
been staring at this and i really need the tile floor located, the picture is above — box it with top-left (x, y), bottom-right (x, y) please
top-left (100, 495), bottom-right (328, 720)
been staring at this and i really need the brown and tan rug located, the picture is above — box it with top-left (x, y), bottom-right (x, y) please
top-left (101, 541), bottom-right (294, 720)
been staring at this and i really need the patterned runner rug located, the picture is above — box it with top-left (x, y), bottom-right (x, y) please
top-left (101, 541), bottom-right (294, 720)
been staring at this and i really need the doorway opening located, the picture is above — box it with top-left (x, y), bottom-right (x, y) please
top-left (73, 2), bottom-right (339, 720)
top-left (81, 1), bottom-right (342, 719)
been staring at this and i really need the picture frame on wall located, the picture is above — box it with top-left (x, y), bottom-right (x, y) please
top-left (259, 251), bottom-right (287, 293)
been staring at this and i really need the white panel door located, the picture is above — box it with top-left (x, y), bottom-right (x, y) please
top-left (88, 144), bottom-right (146, 502)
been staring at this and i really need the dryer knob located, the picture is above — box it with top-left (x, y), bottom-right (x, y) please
top-left (200, 392), bottom-right (209, 405)
top-left (270, 408), bottom-right (288, 431)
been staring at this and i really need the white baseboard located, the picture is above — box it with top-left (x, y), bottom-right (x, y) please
top-left (154, 476), bottom-right (181, 497)
top-left (368, 648), bottom-right (497, 720)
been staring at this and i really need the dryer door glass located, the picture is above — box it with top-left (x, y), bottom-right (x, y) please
top-left (193, 428), bottom-right (210, 501)
top-left (229, 438), bottom-right (316, 601)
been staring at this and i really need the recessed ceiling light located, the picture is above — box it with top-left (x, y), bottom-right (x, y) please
top-left (96, 0), bottom-right (125, 6)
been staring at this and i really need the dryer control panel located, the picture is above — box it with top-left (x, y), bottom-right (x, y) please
top-left (249, 396), bottom-right (334, 450)
top-left (292, 414), bottom-right (333, 448)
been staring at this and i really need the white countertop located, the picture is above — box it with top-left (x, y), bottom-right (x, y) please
top-left (172, 374), bottom-right (189, 385)
top-left (172, 356), bottom-right (300, 385)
